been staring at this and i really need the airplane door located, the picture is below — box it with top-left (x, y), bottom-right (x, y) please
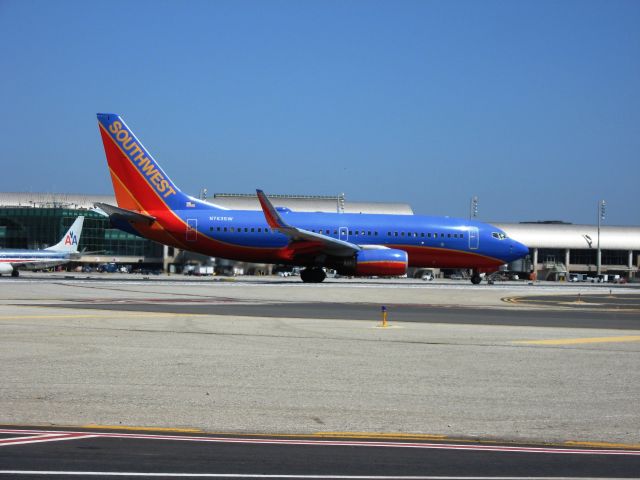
top-left (186, 219), bottom-right (198, 242)
top-left (339, 227), bottom-right (348, 241)
top-left (469, 227), bottom-right (479, 250)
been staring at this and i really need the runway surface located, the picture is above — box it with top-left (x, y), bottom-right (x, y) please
top-left (1, 427), bottom-right (639, 478)
top-left (506, 293), bottom-right (640, 311)
top-left (35, 299), bottom-right (640, 330)
top-left (1, 275), bottom-right (640, 476)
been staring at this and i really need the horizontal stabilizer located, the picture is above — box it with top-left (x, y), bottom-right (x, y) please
top-left (94, 203), bottom-right (156, 225)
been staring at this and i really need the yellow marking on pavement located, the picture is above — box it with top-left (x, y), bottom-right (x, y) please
top-left (314, 431), bottom-right (446, 440)
top-left (77, 428), bottom-right (447, 441)
top-left (0, 312), bottom-right (199, 320)
top-left (3, 423), bottom-right (640, 451)
top-left (502, 296), bottom-right (640, 312)
top-left (565, 440), bottom-right (640, 450)
top-left (82, 424), bottom-right (203, 433)
top-left (501, 297), bottom-right (517, 303)
top-left (515, 335), bottom-right (640, 345)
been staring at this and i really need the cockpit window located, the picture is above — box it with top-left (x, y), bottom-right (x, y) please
top-left (492, 232), bottom-right (508, 240)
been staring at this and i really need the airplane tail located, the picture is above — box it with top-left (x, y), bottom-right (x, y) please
top-left (96, 113), bottom-right (193, 213)
top-left (45, 216), bottom-right (84, 253)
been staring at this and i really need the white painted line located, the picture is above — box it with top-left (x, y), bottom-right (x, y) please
top-left (0, 473), bottom-right (620, 479)
top-left (0, 433), bottom-right (95, 447)
top-left (0, 428), bottom-right (638, 456)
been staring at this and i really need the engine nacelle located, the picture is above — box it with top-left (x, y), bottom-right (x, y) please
top-left (0, 263), bottom-right (14, 275)
top-left (333, 248), bottom-right (408, 277)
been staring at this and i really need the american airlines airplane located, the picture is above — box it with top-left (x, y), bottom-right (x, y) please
top-left (96, 114), bottom-right (529, 284)
top-left (0, 216), bottom-right (84, 277)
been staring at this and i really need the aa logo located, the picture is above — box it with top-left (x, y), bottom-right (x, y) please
top-left (65, 232), bottom-right (78, 246)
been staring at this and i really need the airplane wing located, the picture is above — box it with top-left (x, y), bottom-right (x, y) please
top-left (256, 189), bottom-right (361, 258)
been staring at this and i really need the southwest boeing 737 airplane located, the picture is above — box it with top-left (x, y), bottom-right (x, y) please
top-left (96, 114), bottom-right (529, 284)
top-left (0, 216), bottom-right (84, 277)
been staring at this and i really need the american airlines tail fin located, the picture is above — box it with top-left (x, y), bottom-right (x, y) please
top-left (45, 216), bottom-right (84, 253)
top-left (96, 113), bottom-right (193, 213)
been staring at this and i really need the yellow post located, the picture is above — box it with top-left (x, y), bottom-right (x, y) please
top-left (381, 305), bottom-right (388, 328)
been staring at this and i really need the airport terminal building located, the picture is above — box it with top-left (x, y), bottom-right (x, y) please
top-left (0, 192), bottom-right (413, 274)
top-left (1, 192), bottom-right (639, 279)
top-left (496, 222), bottom-right (640, 280)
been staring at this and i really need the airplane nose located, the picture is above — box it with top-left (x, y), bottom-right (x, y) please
top-left (511, 241), bottom-right (529, 260)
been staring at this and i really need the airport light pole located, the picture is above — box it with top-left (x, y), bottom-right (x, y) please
top-left (597, 200), bottom-right (606, 275)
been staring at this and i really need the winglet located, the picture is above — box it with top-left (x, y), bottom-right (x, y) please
top-left (256, 189), bottom-right (361, 256)
top-left (256, 189), bottom-right (288, 229)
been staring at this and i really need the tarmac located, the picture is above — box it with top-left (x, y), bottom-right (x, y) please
top-left (0, 273), bottom-right (639, 446)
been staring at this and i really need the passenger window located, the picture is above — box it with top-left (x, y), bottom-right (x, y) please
top-left (217, 227), bottom-right (221, 232)
top-left (223, 227), bottom-right (227, 232)
top-left (394, 232), bottom-right (398, 236)
top-left (230, 227), bottom-right (235, 232)
top-left (258, 228), bottom-right (262, 232)
top-left (447, 234), bottom-right (451, 238)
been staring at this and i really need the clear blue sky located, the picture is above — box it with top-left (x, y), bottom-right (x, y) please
top-left (1, 0), bottom-right (638, 225)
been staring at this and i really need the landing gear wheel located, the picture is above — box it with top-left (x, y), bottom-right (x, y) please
top-left (11, 269), bottom-right (19, 278)
top-left (471, 273), bottom-right (481, 285)
top-left (301, 269), bottom-right (312, 283)
top-left (301, 268), bottom-right (326, 283)
top-left (312, 268), bottom-right (326, 283)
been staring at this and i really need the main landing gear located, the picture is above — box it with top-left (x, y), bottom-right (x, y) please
top-left (11, 269), bottom-right (19, 278)
top-left (470, 271), bottom-right (482, 285)
top-left (300, 268), bottom-right (326, 283)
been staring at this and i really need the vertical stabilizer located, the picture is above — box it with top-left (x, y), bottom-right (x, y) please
top-left (96, 113), bottom-right (190, 213)
top-left (45, 216), bottom-right (84, 253)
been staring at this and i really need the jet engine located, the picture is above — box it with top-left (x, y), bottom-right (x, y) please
top-left (0, 264), bottom-right (14, 275)
top-left (333, 248), bottom-right (408, 277)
